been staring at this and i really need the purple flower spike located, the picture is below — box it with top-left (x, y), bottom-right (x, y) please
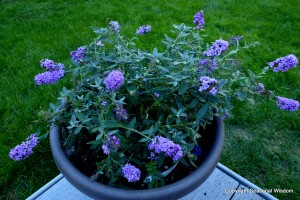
top-left (40, 59), bottom-right (60, 71)
top-left (277, 96), bottom-right (299, 111)
top-left (104, 70), bottom-right (124, 92)
top-left (199, 76), bottom-right (218, 93)
top-left (268, 54), bottom-right (298, 72)
top-left (199, 58), bottom-right (217, 72)
top-left (122, 163), bottom-right (141, 182)
top-left (230, 36), bottom-right (244, 45)
top-left (193, 10), bottom-right (205, 30)
top-left (70, 46), bottom-right (87, 64)
top-left (136, 25), bottom-right (151, 35)
top-left (109, 21), bottom-right (121, 33)
top-left (203, 39), bottom-right (229, 57)
top-left (254, 83), bottom-right (265, 94)
top-left (102, 132), bottom-right (121, 155)
top-left (34, 67), bottom-right (64, 85)
top-left (114, 105), bottom-right (128, 121)
top-left (192, 146), bottom-right (202, 158)
top-left (9, 134), bottom-right (39, 161)
top-left (97, 40), bottom-right (104, 46)
top-left (148, 136), bottom-right (183, 161)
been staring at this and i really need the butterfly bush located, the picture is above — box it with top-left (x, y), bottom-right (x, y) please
top-left (277, 96), bottom-right (299, 111)
top-left (12, 12), bottom-right (299, 189)
top-left (34, 60), bottom-right (65, 85)
top-left (122, 163), bottom-right (141, 182)
top-left (9, 134), bottom-right (39, 161)
top-left (136, 25), bottom-right (151, 35)
top-left (193, 10), bottom-right (205, 30)
top-left (268, 54), bottom-right (298, 72)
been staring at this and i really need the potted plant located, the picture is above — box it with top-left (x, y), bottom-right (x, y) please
top-left (9, 10), bottom-right (299, 200)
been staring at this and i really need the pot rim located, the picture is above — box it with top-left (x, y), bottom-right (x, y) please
top-left (50, 117), bottom-right (224, 200)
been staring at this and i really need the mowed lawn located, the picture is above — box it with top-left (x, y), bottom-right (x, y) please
top-left (1, 0), bottom-right (299, 199)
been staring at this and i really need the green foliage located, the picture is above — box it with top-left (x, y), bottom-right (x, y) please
top-left (1, 0), bottom-right (299, 199)
top-left (44, 20), bottom-right (279, 189)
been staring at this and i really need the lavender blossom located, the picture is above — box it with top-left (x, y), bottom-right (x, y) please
top-left (209, 87), bottom-right (218, 95)
top-left (9, 134), bottom-right (39, 161)
top-left (101, 101), bottom-right (107, 106)
top-left (40, 59), bottom-right (60, 71)
top-left (101, 145), bottom-right (110, 155)
top-left (97, 40), bottom-right (104, 46)
top-left (254, 83), bottom-right (265, 94)
top-left (104, 70), bottom-right (124, 92)
top-left (192, 146), bottom-right (202, 158)
top-left (277, 96), bottom-right (299, 111)
top-left (34, 68), bottom-right (64, 85)
top-left (102, 132), bottom-right (121, 155)
top-left (70, 46), bottom-right (87, 64)
top-left (230, 35), bottom-right (244, 45)
top-left (268, 54), bottom-right (298, 72)
top-left (122, 163), bottom-right (141, 182)
top-left (154, 92), bottom-right (160, 98)
top-left (199, 76), bottom-right (218, 93)
top-left (203, 39), bottom-right (229, 57)
top-left (199, 58), bottom-right (217, 72)
top-left (148, 136), bottom-right (183, 161)
top-left (136, 25), bottom-right (151, 35)
top-left (109, 21), bottom-right (121, 33)
top-left (193, 10), bottom-right (205, 30)
top-left (114, 105), bottom-right (128, 121)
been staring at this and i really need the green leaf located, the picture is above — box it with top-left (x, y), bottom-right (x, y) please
top-left (157, 65), bottom-right (170, 73)
top-left (74, 112), bottom-right (87, 122)
top-left (139, 138), bottom-right (149, 143)
top-left (129, 117), bottom-right (136, 128)
top-left (161, 162), bottom-right (179, 177)
top-left (170, 107), bottom-right (178, 116)
top-left (157, 154), bottom-right (165, 168)
top-left (178, 83), bottom-right (189, 95)
top-left (196, 103), bottom-right (209, 121)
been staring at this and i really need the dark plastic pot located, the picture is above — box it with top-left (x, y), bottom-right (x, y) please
top-left (50, 117), bottom-right (224, 200)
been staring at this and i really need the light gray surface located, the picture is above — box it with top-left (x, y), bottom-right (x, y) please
top-left (231, 185), bottom-right (265, 200)
top-left (35, 178), bottom-right (93, 200)
top-left (180, 168), bottom-right (239, 200)
top-left (27, 163), bottom-right (278, 200)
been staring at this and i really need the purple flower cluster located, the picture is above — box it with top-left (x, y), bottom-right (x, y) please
top-left (114, 105), bottom-right (128, 121)
top-left (154, 92), bottom-right (160, 98)
top-left (199, 58), bottom-right (217, 72)
top-left (230, 35), bottom-right (244, 45)
top-left (70, 46), bottom-right (87, 64)
top-left (193, 10), bottom-right (205, 30)
top-left (148, 136), bottom-right (183, 161)
top-left (199, 76), bottom-right (218, 95)
top-left (97, 40), bottom-right (104, 46)
top-left (104, 70), bottom-right (124, 92)
top-left (35, 68), bottom-right (65, 85)
top-left (122, 163), bottom-right (141, 182)
top-left (40, 59), bottom-right (61, 71)
top-left (268, 54), bottom-right (298, 72)
top-left (277, 96), bottom-right (299, 111)
top-left (109, 21), bottom-right (121, 33)
top-left (192, 146), bottom-right (202, 158)
top-left (254, 83), bottom-right (265, 94)
top-left (34, 59), bottom-right (65, 85)
top-left (9, 134), bottom-right (39, 161)
top-left (101, 132), bottom-right (121, 155)
top-left (203, 39), bottom-right (229, 57)
top-left (136, 25), bottom-right (151, 35)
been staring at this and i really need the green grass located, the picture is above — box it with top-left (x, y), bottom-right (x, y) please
top-left (1, 0), bottom-right (299, 199)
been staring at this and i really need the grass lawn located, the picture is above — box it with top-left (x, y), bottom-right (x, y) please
top-left (1, 0), bottom-right (299, 199)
